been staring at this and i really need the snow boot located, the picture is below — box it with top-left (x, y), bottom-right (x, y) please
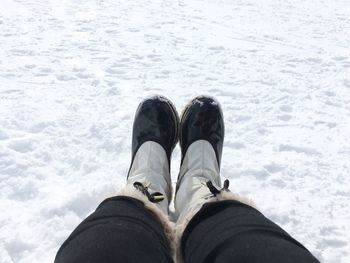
top-left (174, 96), bottom-right (256, 262)
top-left (122, 95), bottom-right (179, 215)
top-left (174, 96), bottom-right (257, 261)
top-left (174, 96), bottom-right (225, 223)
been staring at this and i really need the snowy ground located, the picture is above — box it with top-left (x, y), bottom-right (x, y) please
top-left (0, 0), bottom-right (350, 262)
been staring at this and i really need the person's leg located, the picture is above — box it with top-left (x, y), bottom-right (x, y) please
top-left (55, 96), bottom-right (179, 263)
top-left (175, 96), bottom-right (319, 263)
top-left (180, 200), bottom-right (319, 263)
top-left (55, 196), bottom-right (173, 263)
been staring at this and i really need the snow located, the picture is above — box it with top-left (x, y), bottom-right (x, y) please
top-left (0, 0), bottom-right (349, 262)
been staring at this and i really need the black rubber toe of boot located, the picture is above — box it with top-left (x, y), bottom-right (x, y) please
top-left (180, 96), bottom-right (225, 166)
top-left (129, 96), bottom-right (179, 172)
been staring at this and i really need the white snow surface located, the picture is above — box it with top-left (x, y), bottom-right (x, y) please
top-left (0, 0), bottom-right (350, 262)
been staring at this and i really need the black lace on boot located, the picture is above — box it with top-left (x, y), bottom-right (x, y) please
top-left (206, 179), bottom-right (230, 197)
top-left (133, 182), bottom-right (165, 203)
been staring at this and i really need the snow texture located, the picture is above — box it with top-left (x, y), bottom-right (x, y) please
top-left (0, 0), bottom-right (350, 262)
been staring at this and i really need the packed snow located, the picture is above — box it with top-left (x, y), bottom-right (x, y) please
top-left (0, 0), bottom-right (350, 262)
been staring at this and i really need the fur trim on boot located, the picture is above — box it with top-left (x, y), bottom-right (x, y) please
top-left (174, 191), bottom-right (257, 263)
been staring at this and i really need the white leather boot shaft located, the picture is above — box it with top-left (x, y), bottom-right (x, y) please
top-left (127, 141), bottom-right (171, 214)
top-left (175, 140), bottom-right (221, 223)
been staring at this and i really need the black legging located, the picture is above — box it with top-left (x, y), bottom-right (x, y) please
top-left (55, 197), bottom-right (319, 263)
top-left (55, 197), bottom-right (173, 263)
top-left (182, 200), bottom-right (319, 263)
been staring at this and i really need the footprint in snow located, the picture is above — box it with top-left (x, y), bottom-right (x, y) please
top-left (317, 238), bottom-right (347, 249)
top-left (8, 139), bottom-right (36, 153)
top-left (0, 130), bottom-right (9, 140)
top-left (24, 64), bottom-right (36, 69)
top-left (324, 91), bottom-right (336, 97)
top-left (263, 162), bottom-right (285, 174)
top-left (9, 180), bottom-right (38, 201)
top-left (105, 68), bottom-right (126, 75)
top-left (277, 114), bottom-right (292, 121)
top-left (38, 67), bottom-right (54, 74)
top-left (208, 46), bottom-right (225, 51)
top-left (239, 169), bottom-right (270, 180)
top-left (28, 122), bottom-right (55, 133)
top-left (55, 74), bottom-right (76, 81)
top-left (332, 56), bottom-right (347, 61)
top-left (225, 141), bottom-right (246, 149)
top-left (10, 49), bottom-right (36, 56)
top-left (76, 72), bottom-right (93, 79)
top-left (279, 144), bottom-right (321, 156)
top-left (35, 67), bottom-right (54, 77)
top-left (343, 79), bottom-right (350, 88)
top-left (279, 105), bottom-right (293, 113)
